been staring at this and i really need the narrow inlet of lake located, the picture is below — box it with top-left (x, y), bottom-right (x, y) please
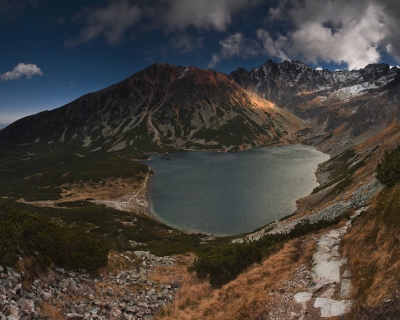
top-left (144, 145), bottom-right (329, 235)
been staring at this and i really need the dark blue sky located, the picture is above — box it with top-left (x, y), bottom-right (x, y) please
top-left (1, 0), bottom-right (400, 125)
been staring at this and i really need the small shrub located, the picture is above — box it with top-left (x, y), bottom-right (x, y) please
top-left (376, 145), bottom-right (400, 187)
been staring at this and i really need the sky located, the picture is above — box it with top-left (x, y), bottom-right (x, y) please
top-left (1, 0), bottom-right (400, 126)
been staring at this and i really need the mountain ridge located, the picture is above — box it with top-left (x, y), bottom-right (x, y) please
top-left (0, 62), bottom-right (307, 153)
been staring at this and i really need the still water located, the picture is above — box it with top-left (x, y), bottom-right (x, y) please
top-left (145, 145), bottom-right (329, 235)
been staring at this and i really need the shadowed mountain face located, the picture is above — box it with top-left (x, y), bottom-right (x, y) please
top-left (0, 63), bottom-right (304, 153)
top-left (0, 61), bottom-right (399, 155)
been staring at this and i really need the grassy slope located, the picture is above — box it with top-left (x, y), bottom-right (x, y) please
top-left (0, 144), bottom-right (237, 269)
top-left (342, 184), bottom-right (400, 319)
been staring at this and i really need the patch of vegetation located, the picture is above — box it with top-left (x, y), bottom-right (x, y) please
top-left (55, 200), bottom-right (94, 208)
top-left (12, 199), bottom-right (236, 259)
top-left (0, 144), bottom-right (148, 201)
top-left (312, 148), bottom-right (366, 194)
top-left (376, 145), bottom-right (400, 187)
top-left (0, 200), bottom-right (109, 274)
top-left (192, 213), bottom-right (349, 288)
top-left (192, 116), bottom-right (257, 147)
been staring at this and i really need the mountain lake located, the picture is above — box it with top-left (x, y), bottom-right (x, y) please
top-left (143, 145), bottom-right (329, 236)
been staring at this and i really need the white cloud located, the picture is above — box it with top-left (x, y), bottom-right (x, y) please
top-left (0, 63), bottom-right (43, 81)
top-left (256, 29), bottom-right (289, 61)
top-left (67, 0), bottom-right (260, 47)
top-left (210, 0), bottom-right (400, 69)
top-left (208, 33), bottom-right (260, 68)
top-left (286, 2), bottom-right (388, 70)
top-left (163, 0), bottom-right (259, 31)
top-left (66, 0), bottom-right (400, 69)
top-left (65, 0), bottom-right (142, 46)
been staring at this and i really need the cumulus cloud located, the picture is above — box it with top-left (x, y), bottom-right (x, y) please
top-left (208, 33), bottom-right (260, 68)
top-left (0, 63), bottom-right (43, 81)
top-left (283, 0), bottom-right (388, 70)
top-left (210, 0), bottom-right (400, 70)
top-left (256, 29), bottom-right (289, 61)
top-left (65, 0), bottom-right (142, 46)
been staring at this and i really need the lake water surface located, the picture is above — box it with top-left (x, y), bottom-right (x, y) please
top-left (145, 145), bottom-right (329, 235)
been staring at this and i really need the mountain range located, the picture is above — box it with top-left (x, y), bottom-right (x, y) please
top-left (1, 60), bottom-right (398, 155)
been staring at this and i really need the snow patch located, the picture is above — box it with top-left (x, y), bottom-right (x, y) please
top-left (59, 127), bottom-right (67, 143)
top-left (108, 140), bottom-right (126, 152)
top-left (82, 136), bottom-right (92, 147)
top-left (177, 67), bottom-right (189, 80)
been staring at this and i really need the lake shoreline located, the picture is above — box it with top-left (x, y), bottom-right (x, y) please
top-left (141, 144), bottom-right (329, 236)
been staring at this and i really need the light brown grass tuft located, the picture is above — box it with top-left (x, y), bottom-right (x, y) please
top-left (39, 302), bottom-right (64, 320)
top-left (342, 187), bottom-right (400, 312)
top-left (98, 251), bottom-right (140, 275)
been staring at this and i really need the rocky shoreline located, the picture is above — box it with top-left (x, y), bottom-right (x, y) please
top-left (232, 178), bottom-right (382, 243)
top-left (0, 251), bottom-right (182, 320)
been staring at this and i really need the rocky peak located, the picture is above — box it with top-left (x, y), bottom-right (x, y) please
top-left (0, 63), bottom-right (302, 152)
top-left (231, 60), bottom-right (399, 108)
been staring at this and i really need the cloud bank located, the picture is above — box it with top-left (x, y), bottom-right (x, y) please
top-left (66, 0), bottom-right (258, 47)
top-left (265, 0), bottom-right (389, 70)
top-left (163, 0), bottom-right (259, 31)
top-left (210, 0), bottom-right (400, 70)
top-left (66, 0), bottom-right (400, 70)
top-left (65, 0), bottom-right (142, 46)
top-left (0, 63), bottom-right (43, 81)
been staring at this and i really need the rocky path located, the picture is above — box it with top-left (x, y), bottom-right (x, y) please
top-left (266, 209), bottom-right (364, 319)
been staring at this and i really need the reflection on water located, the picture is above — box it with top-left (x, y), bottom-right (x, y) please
top-left (144, 145), bottom-right (329, 235)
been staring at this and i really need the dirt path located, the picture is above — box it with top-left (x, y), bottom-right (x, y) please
top-left (92, 167), bottom-right (152, 215)
top-left (19, 168), bottom-right (155, 218)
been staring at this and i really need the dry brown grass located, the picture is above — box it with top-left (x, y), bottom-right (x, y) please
top-left (148, 253), bottom-right (196, 285)
top-left (38, 302), bottom-right (64, 320)
top-left (155, 237), bottom-right (317, 320)
top-left (342, 186), bottom-right (400, 314)
top-left (98, 251), bottom-right (141, 275)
